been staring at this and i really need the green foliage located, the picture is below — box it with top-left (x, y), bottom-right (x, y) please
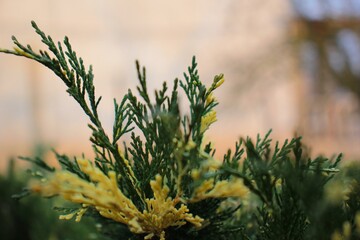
top-left (1, 21), bottom-right (360, 240)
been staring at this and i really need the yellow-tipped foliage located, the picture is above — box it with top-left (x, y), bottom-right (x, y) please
top-left (31, 159), bottom-right (204, 240)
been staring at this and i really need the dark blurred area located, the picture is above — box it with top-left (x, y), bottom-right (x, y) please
top-left (290, 0), bottom-right (360, 156)
top-left (0, 159), bottom-right (104, 240)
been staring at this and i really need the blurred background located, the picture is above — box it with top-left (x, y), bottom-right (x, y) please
top-left (1, 0), bottom-right (360, 171)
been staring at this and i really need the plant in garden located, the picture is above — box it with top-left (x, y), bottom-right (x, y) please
top-left (1, 21), bottom-right (360, 240)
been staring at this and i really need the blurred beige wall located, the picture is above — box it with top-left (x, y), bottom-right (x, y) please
top-left (0, 0), bottom-right (358, 170)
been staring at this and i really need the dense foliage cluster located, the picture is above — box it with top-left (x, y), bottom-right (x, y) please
top-left (1, 22), bottom-right (360, 240)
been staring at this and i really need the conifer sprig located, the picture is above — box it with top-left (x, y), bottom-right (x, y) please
top-left (3, 21), bottom-right (359, 240)
top-left (1, 21), bottom-right (143, 206)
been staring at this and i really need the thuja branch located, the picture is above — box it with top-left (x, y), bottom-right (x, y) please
top-left (1, 21), bottom-right (352, 240)
top-left (0, 21), bottom-right (143, 206)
